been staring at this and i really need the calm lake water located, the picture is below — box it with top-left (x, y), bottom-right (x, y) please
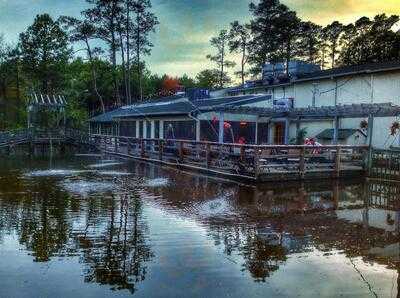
top-left (0, 156), bottom-right (398, 298)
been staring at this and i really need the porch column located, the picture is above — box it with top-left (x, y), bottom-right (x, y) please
top-left (150, 120), bottom-right (155, 139)
top-left (367, 114), bottom-right (374, 147)
top-left (159, 120), bottom-right (164, 139)
top-left (367, 114), bottom-right (374, 172)
top-left (196, 119), bottom-right (201, 142)
top-left (333, 116), bottom-right (339, 145)
top-left (284, 118), bottom-right (290, 145)
top-left (218, 112), bottom-right (224, 144)
top-left (136, 120), bottom-right (140, 138)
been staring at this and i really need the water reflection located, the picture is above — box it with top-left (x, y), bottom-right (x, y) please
top-left (0, 157), bottom-right (398, 297)
top-left (75, 193), bottom-right (153, 293)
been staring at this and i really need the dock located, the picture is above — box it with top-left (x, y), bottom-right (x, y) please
top-left (92, 134), bottom-right (369, 182)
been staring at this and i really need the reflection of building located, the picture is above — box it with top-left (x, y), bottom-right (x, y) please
top-left (203, 178), bottom-right (399, 285)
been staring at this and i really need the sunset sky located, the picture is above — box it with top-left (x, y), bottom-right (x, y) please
top-left (1, 0), bottom-right (400, 77)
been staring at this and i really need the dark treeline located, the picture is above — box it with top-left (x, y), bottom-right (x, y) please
top-left (208, 0), bottom-right (400, 88)
top-left (0, 0), bottom-right (199, 129)
top-left (1, 0), bottom-right (400, 129)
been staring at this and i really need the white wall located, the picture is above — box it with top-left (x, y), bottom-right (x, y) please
top-left (236, 70), bottom-right (400, 148)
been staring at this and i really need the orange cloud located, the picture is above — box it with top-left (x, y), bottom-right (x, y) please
top-left (284, 0), bottom-right (400, 25)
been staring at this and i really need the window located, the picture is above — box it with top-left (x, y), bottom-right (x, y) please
top-left (257, 123), bottom-right (269, 144)
top-left (139, 121), bottom-right (143, 138)
top-left (200, 120), bottom-right (218, 142)
top-left (119, 121), bottom-right (136, 137)
top-left (146, 121), bottom-right (151, 139)
top-left (164, 120), bottom-right (196, 140)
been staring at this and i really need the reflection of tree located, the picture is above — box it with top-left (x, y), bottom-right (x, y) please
top-left (0, 173), bottom-right (153, 294)
top-left (208, 225), bottom-right (287, 282)
top-left (15, 180), bottom-right (70, 262)
top-left (241, 235), bottom-right (287, 282)
top-left (75, 193), bottom-right (153, 293)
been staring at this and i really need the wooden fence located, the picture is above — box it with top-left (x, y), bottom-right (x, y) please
top-left (92, 134), bottom-right (368, 182)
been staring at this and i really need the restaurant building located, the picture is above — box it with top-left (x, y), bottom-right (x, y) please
top-left (89, 61), bottom-right (400, 149)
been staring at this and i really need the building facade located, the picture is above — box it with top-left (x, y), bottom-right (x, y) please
top-left (89, 61), bottom-right (400, 149)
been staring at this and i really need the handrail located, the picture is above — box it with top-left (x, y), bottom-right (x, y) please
top-left (90, 134), bottom-right (369, 150)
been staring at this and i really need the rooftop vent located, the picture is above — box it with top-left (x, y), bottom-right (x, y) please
top-left (186, 88), bottom-right (210, 102)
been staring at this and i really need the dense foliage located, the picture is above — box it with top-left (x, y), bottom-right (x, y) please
top-left (0, 0), bottom-right (400, 129)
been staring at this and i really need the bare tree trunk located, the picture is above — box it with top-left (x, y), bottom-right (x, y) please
top-left (286, 39), bottom-right (291, 76)
top-left (136, 12), bottom-right (143, 101)
top-left (220, 43), bottom-right (225, 88)
top-left (119, 29), bottom-right (129, 105)
top-left (241, 44), bottom-right (246, 86)
top-left (110, 7), bottom-right (120, 107)
top-left (126, 0), bottom-right (131, 104)
top-left (85, 39), bottom-right (105, 113)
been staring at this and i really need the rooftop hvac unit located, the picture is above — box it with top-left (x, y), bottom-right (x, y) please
top-left (186, 88), bottom-right (210, 101)
top-left (262, 61), bottom-right (320, 84)
top-left (288, 61), bottom-right (320, 79)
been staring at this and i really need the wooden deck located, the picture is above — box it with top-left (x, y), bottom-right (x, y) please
top-left (92, 134), bottom-right (369, 182)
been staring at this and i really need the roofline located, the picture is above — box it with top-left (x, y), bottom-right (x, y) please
top-left (115, 111), bottom-right (190, 120)
top-left (228, 63), bottom-right (400, 93)
top-left (296, 65), bottom-right (400, 83)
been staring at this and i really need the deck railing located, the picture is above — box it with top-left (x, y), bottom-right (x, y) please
top-left (369, 149), bottom-right (400, 181)
top-left (92, 134), bottom-right (369, 181)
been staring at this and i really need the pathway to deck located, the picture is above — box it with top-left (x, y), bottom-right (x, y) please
top-left (0, 128), bottom-right (96, 151)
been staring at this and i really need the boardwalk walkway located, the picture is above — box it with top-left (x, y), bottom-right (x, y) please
top-left (0, 128), bottom-right (95, 150)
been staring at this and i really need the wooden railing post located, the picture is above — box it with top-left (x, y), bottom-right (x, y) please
top-left (159, 140), bottom-right (163, 161)
top-left (299, 147), bottom-right (305, 179)
top-left (206, 143), bottom-right (211, 168)
top-left (240, 145), bottom-right (245, 162)
top-left (254, 147), bottom-right (260, 180)
top-left (127, 138), bottom-right (131, 155)
top-left (334, 146), bottom-right (341, 178)
top-left (141, 139), bottom-right (145, 157)
top-left (179, 141), bottom-right (184, 162)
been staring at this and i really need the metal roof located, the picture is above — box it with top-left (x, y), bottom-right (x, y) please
top-left (89, 94), bottom-right (271, 123)
top-left (316, 129), bottom-right (363, 140)
top-left (228, 61), bottom-right (400, 93)
top-left (296, 61), bottom-right (400, 82)
top-left (208, 103), bottom-right (400, 119)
